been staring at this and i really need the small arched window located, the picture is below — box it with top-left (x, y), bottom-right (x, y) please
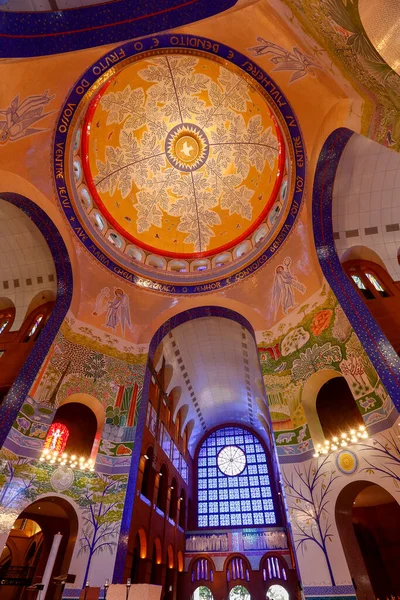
top-left (25, 314), bottom-right (44, 341)
top-left (0, 314), bottom-right (11, 334)
top-left (262, 556), bottom-right (287, 581)
top-left (191, 558), bottom-right (213, 582)
top-left (364, 272), bottom-right (389, 297)
top-left (226, 557), bottom-right (249, 582)
top-left (350, 273), bottom-right (374, 299)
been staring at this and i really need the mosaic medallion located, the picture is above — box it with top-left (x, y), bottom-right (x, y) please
top-left (50, 465), bottom-right (75, 491)
top-left (336, 449), bottom-right (359, 475)
top-left (166, 123), bottom-right (209, 172)
top-left (54, 34), bottom-right (306, 294)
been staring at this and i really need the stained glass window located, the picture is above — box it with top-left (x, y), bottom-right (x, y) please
top-left (26, 314), bottom-right (43, 339)
top-left (351, 274), bottom-right (366, 290)
top-left (365, 272), bottom-right (389, 297)
top-left (197, 426), bottom-right (276, 527)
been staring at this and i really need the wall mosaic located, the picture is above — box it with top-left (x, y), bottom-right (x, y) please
top-left (0, 90), bottom-right (56, 144)
top-left (281, 0), bottom-right (400, 143)
top-left (258, 284), bottom-right (394, 457)
top-left (281, 419), bottom-right (400, 589)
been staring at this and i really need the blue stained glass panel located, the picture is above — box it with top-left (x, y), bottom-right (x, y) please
top-left (197, 426), bottom-right (277, 527)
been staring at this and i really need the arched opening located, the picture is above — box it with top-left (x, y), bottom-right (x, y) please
top-left (192, 586), bottom-right (214, 600)
top-left (226, 556), bottom-right (250, 583)
top-left (150, 539), bottom-right (162, 586)
top-left (169, 477), bottom-right (178, 522)
top-left (316, 377), bottom-right (364, 439)
top-left (1, 496), bottom-right (78, 600)
top-left (336, 481), bottom-right (400, 599)
top-left (262, 555), bottom-right (288, 582)
top-left (266, 584), bottom-right (290, 600)
top-left (141, 446), bottom-right (155, 501)
top-left (156, 464), bottom-right (168, 514)
top-left (165, 545), bottom-right (175, 600)
top-left (178, 489), bottom-right (186, 529)
top-left (229, 585), bottom-right (251, 600)
top-left (0, 193), bottom-right (73, 446)
top-left (48, 402), bottom-right (97, 457)
top-left (191, 557), bottom-right (214, 583)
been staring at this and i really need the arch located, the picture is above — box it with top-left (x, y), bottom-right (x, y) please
top-left (169, 477), bottom-right (178, 522)
top-left (175, 404), bottom-right (189, 437)
top-left (177, 550), bottom-right (184, 573)
top-left (266, 584), bottom-right (290, 600)
top-left (0, 193), bottom-right (73, 447)
top-left (302, 369), bottom-right (356, 446)
top-left (316, 377), bottom-right (364, 440)
top-left (336, 481), bottom-right (400, 598)
top-left (178, 488), bottom-right (186, 529)
top-left (190, 556), bottom-right (214, 583)
top-left (229, 585), bottom-right (251, 600)
top-left (225, 554), bottom-right (251, 583)
top-left (137, 528), bottom-right (147, 559)
top-left (163, 364), bottom-right (174, 393)
top-left (114, 306), bottom-right (258, 580)
top-left (141, 446), bottom-right (154, 500)
top-left (312, 128), bottom-right (400, 409)
top-left (169, 386), bottom-right (182, 420)
top-left (341, 246), bottom-right (387, 271)
top-left (191, 586), bottom-right (214, 600)
top-left (154, 538), bottom-right (162, 565)
top-left (24, 290), bottom-right (57, 322)
top-left (156, 463), bottom-right (169, 514)
top-left (3, 495), bottom-right (78, 600)
top-left (167, 544), bottom-right (174, 569)
top-left (261, 553), bottom-right (288, 582)
top-left (58, 393), bottom-right (105, 431)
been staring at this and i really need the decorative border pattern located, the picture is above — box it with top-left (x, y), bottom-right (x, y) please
top-left (54, 34), bottom-right (306, 295)
top-left (0, 193), bottom-right (73, 448)
top-left (312, 128), bottom-right (400, 412)
top-left (0, 0), bottom-right (237, 59)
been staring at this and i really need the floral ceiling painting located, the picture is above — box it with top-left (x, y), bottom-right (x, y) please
top-left (83, 54), bottom-right (283, 257)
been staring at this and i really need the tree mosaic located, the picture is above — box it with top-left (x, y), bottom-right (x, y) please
top-left (259, 287), bottom-right (392, 453)
top-left (282, 455), bottom-right (338, 585)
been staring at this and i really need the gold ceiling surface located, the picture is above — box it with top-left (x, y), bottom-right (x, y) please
top-left (84, 53), bottom-right (283, 258)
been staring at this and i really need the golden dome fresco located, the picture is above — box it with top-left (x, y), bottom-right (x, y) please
top-left (82, 54), bottom-right (284, 259)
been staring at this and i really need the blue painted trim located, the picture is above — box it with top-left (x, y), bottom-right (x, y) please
top-left (113, 306), bottom-right (258, 581)
top-left (312, 128), bottom-right (400, 411)
top-left (53, 33), bottom-right (305, 295)
top-left (0, 0), bottom-right (237, 58)
top-left (0, 193), bottom-right (73, 448)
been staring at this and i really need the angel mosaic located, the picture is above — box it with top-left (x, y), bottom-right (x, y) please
top-left (271, 257), bottom-right (306, 318)
top-left (93, 286), bottom-right (133, 336)
top-left (0, 90), bottom-right (55, 144)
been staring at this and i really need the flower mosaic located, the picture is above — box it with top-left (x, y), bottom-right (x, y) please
top-left (258, 287), bottom-right (393, 456)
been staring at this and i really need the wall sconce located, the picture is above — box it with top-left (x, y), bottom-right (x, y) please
top-left (144, 454), bottom-right (149, 460)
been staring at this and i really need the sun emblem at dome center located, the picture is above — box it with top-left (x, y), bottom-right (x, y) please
top-left (166, 123), bottom-right (209, 172)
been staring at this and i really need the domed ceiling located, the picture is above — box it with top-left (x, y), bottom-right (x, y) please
top-left (82, 54), bottom-right (283, 258)
top-left (56, 35), bottom-right (305, 294)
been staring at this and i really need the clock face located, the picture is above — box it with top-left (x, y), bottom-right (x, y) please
top-left (217, 445), bottom-right (246, 476)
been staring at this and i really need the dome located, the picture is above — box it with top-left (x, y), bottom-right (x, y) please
top-left (56, 36), bottom-right (305, 294)
top-left (82, 54), bottom-right (284, 259)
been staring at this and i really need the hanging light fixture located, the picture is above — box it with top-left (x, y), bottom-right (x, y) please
top-left (313, 425), bottom-right (368, 458)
